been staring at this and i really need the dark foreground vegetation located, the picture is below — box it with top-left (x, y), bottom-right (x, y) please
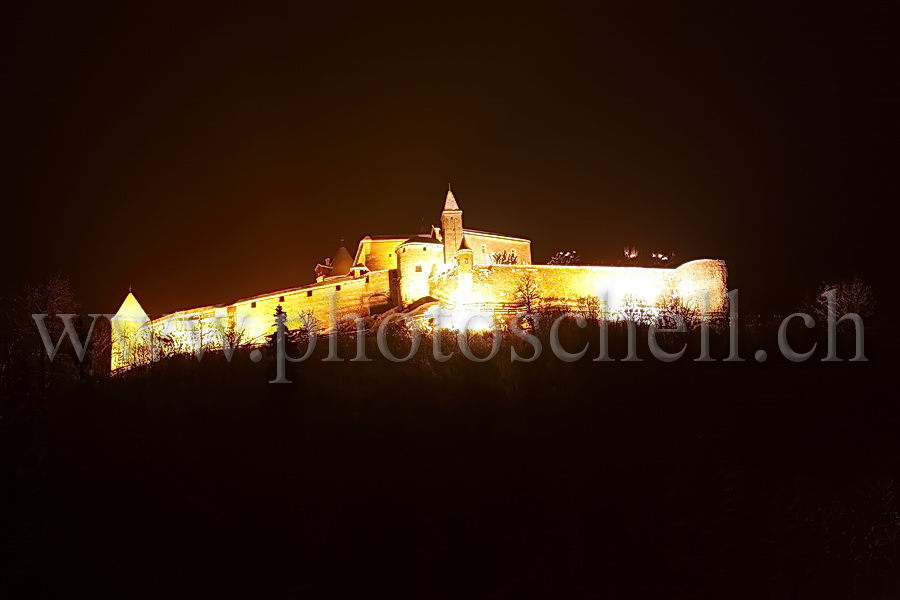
top-left (1, 317), bottom-right (898, 599)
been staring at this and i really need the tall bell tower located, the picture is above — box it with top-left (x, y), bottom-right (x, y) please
top-left (441, 185), bottom-right (463, 264)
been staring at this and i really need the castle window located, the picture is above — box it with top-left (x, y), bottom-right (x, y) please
top-left (423, 247), bottom-right (427, 251)
top-left (279, 296), bottom-right (285, 302)
top-left (365, 275), bottom-right (370, 283)
top-left (251, 302), bottom-right (256, 308)
top-left (336, 285), bottom-right (341, 291)
top-left (481, 244), bottom-right (487, 255)
top-left (307, 290), bottom-right (313, 297)
top-left (415, 265), bottom-right (422, 272)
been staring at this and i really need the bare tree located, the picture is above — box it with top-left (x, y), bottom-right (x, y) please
top-left (548, 250), bottom-right (581, 265)
top-left (213, 315), bottom-right (252, 362)
top-left (8, 274), bottom-right (79, 388)
top-left (623, 246), bottom-right (640, 264)
top-left (654, 290), bottom-right (700, 331)
top-left (576, 295), bottom-right (601, 320)
top-left (86, 316), bottom-right (112, 380)
top-left (490, 250), bottom-right (518, 265)
top-left (121, 325), bottom-right (179, 369)
top-left (514, 271), bottom-right (541, 314)
top-left (650, 251), bottom-right (674, 266)
top-left (294, 310), bottom-right (322, 346)
top-left (618, 294), bottom-right (651, 325)
top-left (806, 276), bottom-right (876, 325)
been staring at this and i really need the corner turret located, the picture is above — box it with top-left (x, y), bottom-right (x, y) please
top-left (456, 236), bottom-right (474, 273)
top-left (111, 290), bottom-right (150, 371)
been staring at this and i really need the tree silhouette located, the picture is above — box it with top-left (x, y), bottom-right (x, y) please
top-left (805, 276), bottom-right (876, 325)
top-left (623, 246), bottom-right (640, 264)
top-left (265, 305), bottom-right (293, 357)
top-left (548, 250), bottom-right (581, 265)
top-left (650, 251), bottom-right (673, 266)
top-left (490, 250), bottom-right (518, 265)
top-left (514, 271), bottom-right (541, 314)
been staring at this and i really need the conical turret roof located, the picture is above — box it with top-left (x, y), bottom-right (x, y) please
top-left (116, 291), bottom-right (146, 316)
top-left (444, 186), bottom-right (460, 211)
top-left (331, 246), bottom-right (353, 277)
top-left (113, 291), bottom-right (149, 322)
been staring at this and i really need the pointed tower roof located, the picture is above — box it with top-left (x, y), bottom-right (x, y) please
top-left (113, 291), bottom-right (149, 321)
top-left (330, 246), bottom-right (353, 277)
top-left (458, 236), bottom-right (472, 252)
top-left (444, 185), bottom-right (460, 211)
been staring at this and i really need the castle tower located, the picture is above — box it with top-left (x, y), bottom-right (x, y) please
top-left (396, 232), bottom-right (443, 307)
top-left (455, 236), bottom-right (474, 273)
top-left (455, 236), bottom-right (475, 299)
top-left (441, 186), bottom-right (463, 265)
top-left (111, 290), bottom-right (150, 371)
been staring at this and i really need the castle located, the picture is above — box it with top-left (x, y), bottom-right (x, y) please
top-left (111, 189), bottom-right (728, 370)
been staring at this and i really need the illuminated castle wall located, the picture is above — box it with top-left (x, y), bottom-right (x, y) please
top-left (111, 189), bottom-right (727, 370)
top-left (427, 260), bottom-right (727, 326)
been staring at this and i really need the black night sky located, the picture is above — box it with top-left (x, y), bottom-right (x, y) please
top-left (2, 4), bottom-right (896, 315)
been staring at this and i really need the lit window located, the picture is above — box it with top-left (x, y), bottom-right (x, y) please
top-left (415, 265), bottom-right (422, 272)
